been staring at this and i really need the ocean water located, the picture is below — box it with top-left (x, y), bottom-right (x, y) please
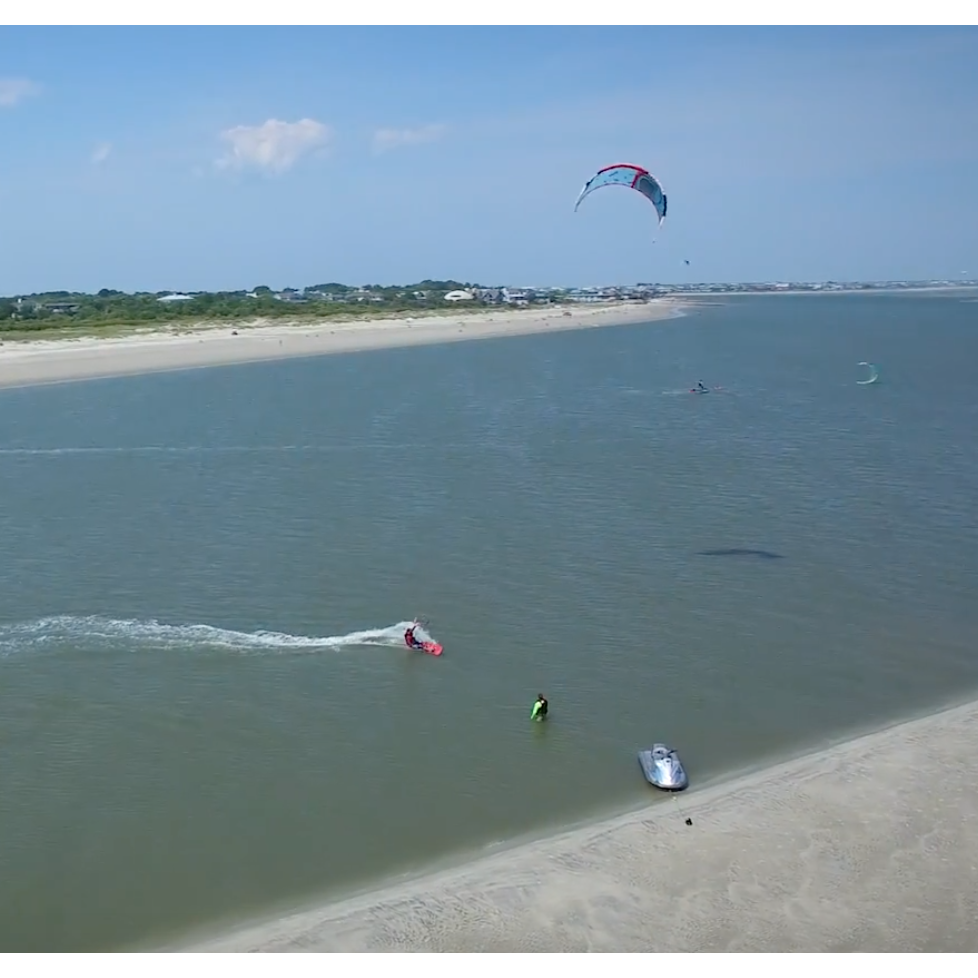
top-left (1, 292), bottom-right (976, 950)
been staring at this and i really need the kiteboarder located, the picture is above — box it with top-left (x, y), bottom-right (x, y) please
top-left (404, 624), bottom-right (422, 650)
top-left (697, 381), bottom-right (707, 392)
top-left (530, 694), bottom-right (549, 722)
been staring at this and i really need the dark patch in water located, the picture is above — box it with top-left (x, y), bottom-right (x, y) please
top-left (697, 548), bottom-right (785, 560)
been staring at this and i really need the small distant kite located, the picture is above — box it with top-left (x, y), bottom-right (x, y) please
top-left (574, 163), bottom-right (668, 226)
top-left (857, 362), bottom-right (879, 385)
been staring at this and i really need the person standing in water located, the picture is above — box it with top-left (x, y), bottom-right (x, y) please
top-left (530, 694), bottom-right (549, 721)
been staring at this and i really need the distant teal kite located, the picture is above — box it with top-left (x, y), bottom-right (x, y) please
top-left (857, 362), bottom-right (879, 385)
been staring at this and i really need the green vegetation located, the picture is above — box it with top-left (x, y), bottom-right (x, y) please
top-left (0, 281), bottom-right (528, 338)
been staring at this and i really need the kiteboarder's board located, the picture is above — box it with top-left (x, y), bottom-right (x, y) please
top-left (407, 640), bottom-right (442, 656)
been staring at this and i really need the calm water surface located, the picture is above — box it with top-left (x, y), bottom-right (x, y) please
top-left (1, 292), bottom-right (976, 950)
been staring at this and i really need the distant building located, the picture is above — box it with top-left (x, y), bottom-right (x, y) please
top-left (567, 293), bottom-right (604, 303)
top-left (157, 293), bottom-right (193, 303)
top-left (473, 288), bottom-right (504, 304)
top-left (444, 290), bottom-right (474, 302)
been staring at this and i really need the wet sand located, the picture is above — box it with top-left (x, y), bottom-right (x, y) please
top-left (0, 301), bottom-right (681, 390)
top-left (174, 698), bottom-right (978, 952)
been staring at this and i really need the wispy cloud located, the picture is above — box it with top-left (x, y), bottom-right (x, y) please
top-left (91, 142), bottom-right (112, 165)
top-left (216, 118), bottom-right (332, 174)
top-left (0, 77), bottom-right (41, 107)
top-left (372, 123), bottom-right (446, 155)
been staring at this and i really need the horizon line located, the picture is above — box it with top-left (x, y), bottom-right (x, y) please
top-left (4, 278), bottom-right (976, 300)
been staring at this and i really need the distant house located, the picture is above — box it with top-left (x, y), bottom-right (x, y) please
top-left (43, 302), bottom-right (81, 314)
top-left (475, 288), bottom-right (504, 304)
top-left (566, 290), bottom-right (604, 303)
top-left (157, 293), bottom-right (193, 303)
top-left (444, 290), bottom-right (474, 302)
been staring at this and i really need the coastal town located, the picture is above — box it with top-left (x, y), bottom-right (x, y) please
top-left (2, 278), bottom-right (974, 326)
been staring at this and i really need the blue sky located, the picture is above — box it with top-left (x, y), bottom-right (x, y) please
top-left (1, 26), bottom-right (977, 293)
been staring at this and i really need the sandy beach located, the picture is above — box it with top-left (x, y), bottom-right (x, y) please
top-left (176, 698), bottom-right (978, 952)
top-left (0, 301), bottom-right (680, 390)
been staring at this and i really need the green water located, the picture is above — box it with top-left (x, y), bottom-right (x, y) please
top-left (1, 293), bottom-right (977, 950)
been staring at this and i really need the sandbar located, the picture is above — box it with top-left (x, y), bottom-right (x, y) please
top-left (176, 698), bottom-right (978, 952)
top-left (0, 301), bottom-right (682, 391)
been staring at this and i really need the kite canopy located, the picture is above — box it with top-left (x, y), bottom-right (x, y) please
top-left (574, 163), bottom-right (667, 225)
top-left (857, 362), bottom-right (879, 385)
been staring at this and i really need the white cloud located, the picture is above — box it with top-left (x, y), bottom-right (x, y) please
top-left (0, 77), bottom-right (41, 107)
top-left (372, 123), bottom-right (446, 155)
top-left (91, 142), bottom-right (112, 165)
top-left (217, 118), bottom-right (332, 174)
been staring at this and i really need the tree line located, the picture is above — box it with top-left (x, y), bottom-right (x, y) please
top-left (0, 280), bottom-right (499, 332)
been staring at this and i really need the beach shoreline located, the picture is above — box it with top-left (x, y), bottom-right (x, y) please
top-left (0, 300), bottom-right (684, 391)
top-left (170, 696), bottom-right (978, 952)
